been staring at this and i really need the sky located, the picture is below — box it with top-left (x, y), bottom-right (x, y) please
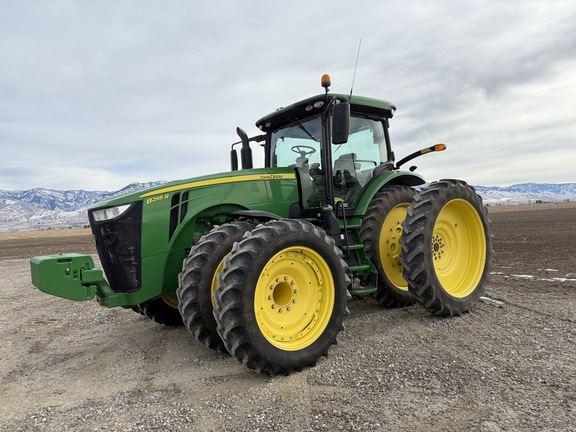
top-left (1, 0), bottom-right (575, 191)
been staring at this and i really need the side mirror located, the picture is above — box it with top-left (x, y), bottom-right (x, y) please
top-left (331, 102), bottom-right (350, 144)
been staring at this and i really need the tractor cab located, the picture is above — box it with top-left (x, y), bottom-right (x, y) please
top-left (232, 75), bottom-right (398, 212)
top-left (265, 107), bottom-right (392, 209)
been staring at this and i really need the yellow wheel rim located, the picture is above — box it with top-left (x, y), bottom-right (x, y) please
top-left (210, 259), bottom-right (225, 308)
top-left (254, 246), bottom-right (334, 351)
top-left (378, 203), bottom-right (410, 290)
top-left (161, 293), bottom-right (179, 309)
top-left (432, 199), bottom-right (486, 298)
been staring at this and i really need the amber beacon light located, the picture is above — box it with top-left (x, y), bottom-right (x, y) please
top-left (434, 143), bottom-right (447, 152)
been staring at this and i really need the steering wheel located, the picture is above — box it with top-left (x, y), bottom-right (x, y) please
top-left (291, 145), bottom-right (316, 158)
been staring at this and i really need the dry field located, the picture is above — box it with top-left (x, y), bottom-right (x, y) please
top-left (1, 204), bottom-right (575, 431)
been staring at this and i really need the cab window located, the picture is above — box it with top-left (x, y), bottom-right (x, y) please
top-left (270, 116), bottom-right (326, 208)
top-left (332, 115), bottom-right (387, 204)
top-left (270, 116), bottom-right (322, 169)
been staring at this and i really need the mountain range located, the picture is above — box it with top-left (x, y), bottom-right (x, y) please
top-left (0, 182), bottom-right (163, 232)
top-left (1, 182), bottom-right (575, 232)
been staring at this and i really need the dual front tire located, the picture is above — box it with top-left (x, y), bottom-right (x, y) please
top-left (177, 219), bottom-right (350, 375)
top-left (214, 219), bottom-right (350, 375)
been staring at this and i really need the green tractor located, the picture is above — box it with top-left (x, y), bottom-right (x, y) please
top-left (31, 75), bottom-right (493, 375)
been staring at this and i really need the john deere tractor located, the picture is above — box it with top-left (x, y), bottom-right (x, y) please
top-left (31, 75), bottom-right (492, 375)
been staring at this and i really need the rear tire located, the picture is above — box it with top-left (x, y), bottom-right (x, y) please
top-left (360, 185), bottom-right (417, 307)
top-left (138, 295), bottom-right (183, 326)
top-left (214, 219), bottom-right (350, 375)
top-left (177, 221), bottom-right (255, 353)
top-left (400, 179), bottom-right (493, 316)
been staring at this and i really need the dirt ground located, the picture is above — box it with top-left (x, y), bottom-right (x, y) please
top-left (1, 203), bottom-right (575, 431)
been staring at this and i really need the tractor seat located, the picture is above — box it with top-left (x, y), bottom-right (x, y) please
top-left (333, 153), bottom-right (361, 203)
top-left (334, 153), bottom-right (359, 188)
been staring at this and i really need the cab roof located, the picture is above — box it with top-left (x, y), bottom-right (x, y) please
top-left (255, 93), bottom-right (397, 133)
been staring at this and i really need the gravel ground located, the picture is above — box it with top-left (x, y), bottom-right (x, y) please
top-left (1, 204), bottom-right (575, 431)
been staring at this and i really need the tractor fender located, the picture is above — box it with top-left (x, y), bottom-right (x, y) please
top-left (232, 210), bottom-right (282, 223)
top-left (354, 170), bottom-right (425, 217)
top-left (157, 202), bottom-right (250, 299)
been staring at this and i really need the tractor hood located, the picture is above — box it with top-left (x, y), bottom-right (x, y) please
top-left (88, 167), bottom-right (297, 211)
top-left (85, 166), bottom-right (300, 298)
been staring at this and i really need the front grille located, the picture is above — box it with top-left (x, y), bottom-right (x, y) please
top-left (89, 201), bottom-right (142, 293)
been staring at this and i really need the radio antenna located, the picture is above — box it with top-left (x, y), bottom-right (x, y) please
top-left (349, 38), bottom-right (362, 99)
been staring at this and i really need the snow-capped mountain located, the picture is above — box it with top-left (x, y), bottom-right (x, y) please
top-left (0, 182), bottom-right (574, 231)
top-left (474, 183), bottom-right (576, 206)
top-left (0, 182), bottom-right (164, 231)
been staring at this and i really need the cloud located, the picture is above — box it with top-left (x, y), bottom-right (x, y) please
top-left (1, 1), bottom-right (575, 191)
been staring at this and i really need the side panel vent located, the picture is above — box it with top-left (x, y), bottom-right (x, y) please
top-left (169, 193), bottom-right (181, 239)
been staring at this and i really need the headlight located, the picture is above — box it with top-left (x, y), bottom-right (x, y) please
top-left (92, 204), bottom-right (131, 222)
